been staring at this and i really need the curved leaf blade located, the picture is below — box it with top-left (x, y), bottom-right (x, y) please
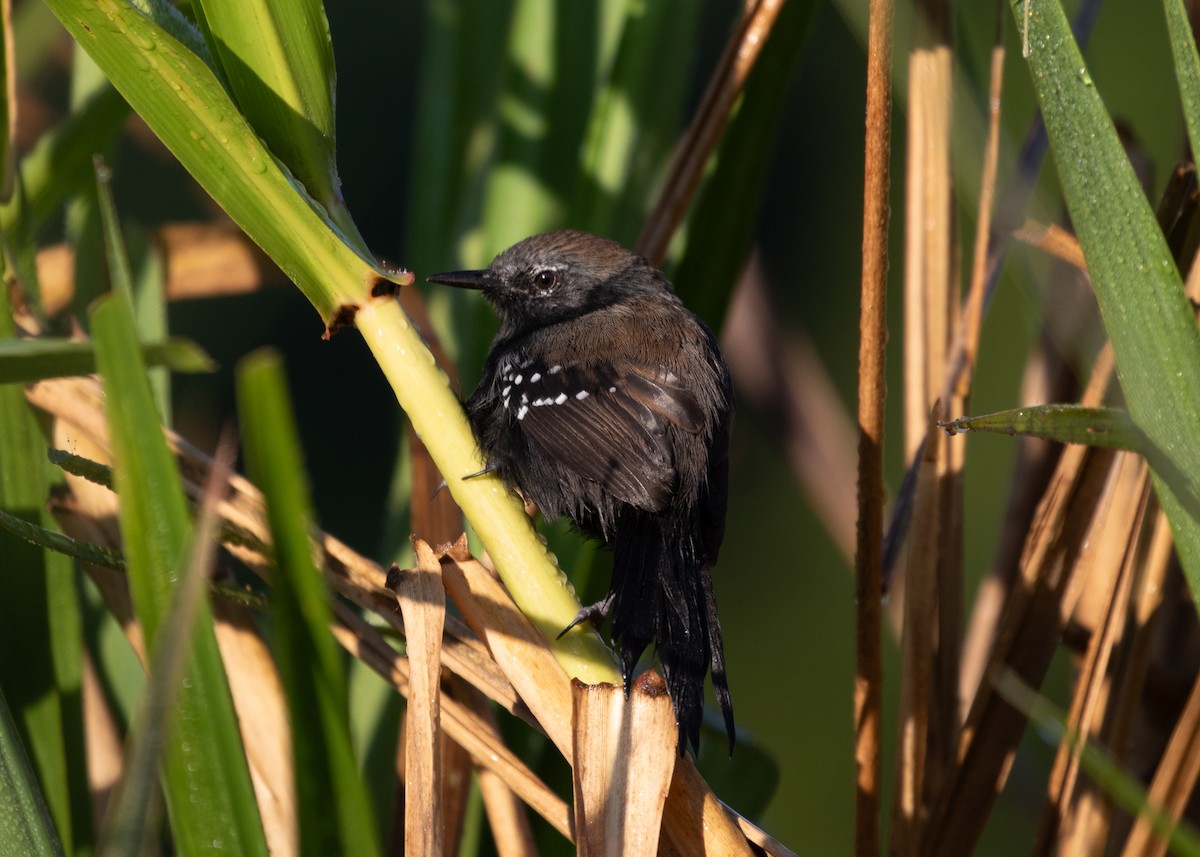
top-left (188, 0), bottom-right (360, 246)
top-left (1012, 0), bottom-right (1200, 595)
top-left (43, 0), bottom-right (397, 319)
top-left (0, 338), bottom-right (213, 385)
top-left (0, 688), bottom-right (63, 857)
top-left (1164, 0), bottom-right (1200, 160)
top-left (92, 294), bottom-right (267, 857)
top-left (237, 350), bottom-right (380, 857)
top-left (941, 404), bottom-right (1140, 451)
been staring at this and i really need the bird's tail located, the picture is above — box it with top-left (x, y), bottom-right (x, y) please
top-left (609, 517), bottom-right (735, 755)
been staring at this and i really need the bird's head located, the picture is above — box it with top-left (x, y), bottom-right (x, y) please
top-left (427, 230), bottom-right (670, 336)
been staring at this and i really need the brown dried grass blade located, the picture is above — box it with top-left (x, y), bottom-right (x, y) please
top-left (571, 674), bottom-right (677, 857)
top-left (437, 542), bottom-right (763, 856)
top-left (923, 436), bottom-right (1118, 855)
top-left (1013, 219), bottom-right (1087, 271)
top-left (329, 601), bottom-right (574, 840)
top-left (1119, 666), bottom-right (1200, 857)
top-left (438, 541), bottom-right (576, 756)
top-left (1035, 456), bottom-right (1150, 854)
top-left (392, 541), bottom-right (447, 857)
top-left (891, 411), bottom-right (943, 855)
top-left (27, 375), bottom-right (523, 721)
top-left (636, 0), bottom-right (784, 264)
top-left (478, 764), bottom-right (538, 857)
top-left (436, 677), bottom-right (494, 857)
top-left (454, 675), bottom-right (538, 857)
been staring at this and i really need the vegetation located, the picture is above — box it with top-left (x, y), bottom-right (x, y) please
top-left (3, 0), bottom-right (1200, 854)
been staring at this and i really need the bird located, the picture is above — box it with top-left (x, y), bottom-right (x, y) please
top-left (428, 229), bottom-right (735, 755)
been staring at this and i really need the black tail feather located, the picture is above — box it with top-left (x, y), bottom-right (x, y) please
top-left (606, 515), bottom-right (735, 755)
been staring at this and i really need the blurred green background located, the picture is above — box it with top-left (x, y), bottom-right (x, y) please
top-left (11, 0), bottom-right (1189, 852)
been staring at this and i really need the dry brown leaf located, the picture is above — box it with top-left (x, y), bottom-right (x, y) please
top-left (392, 542), bottom-right (447, 857)
top-left (571, 674), bottom-right (677, 857)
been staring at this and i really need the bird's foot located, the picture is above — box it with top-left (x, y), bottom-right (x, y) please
top-left (556, 592), bottom-right (615, 640)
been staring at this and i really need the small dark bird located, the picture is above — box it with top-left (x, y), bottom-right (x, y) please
top-left (428, 230), bottom-right (735, 755)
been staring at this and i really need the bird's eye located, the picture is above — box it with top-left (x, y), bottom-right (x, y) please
top-left (533, 270), bottom-right (557, 289)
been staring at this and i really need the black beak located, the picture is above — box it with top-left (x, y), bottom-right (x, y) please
top-left (426, 270), bottom-right (492, 290)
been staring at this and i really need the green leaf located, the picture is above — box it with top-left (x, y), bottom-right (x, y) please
top-left (0, 338), bottom-right (214, 385)
top-left (43, 0), bottom-right (400, 320)
top-left (0, 506), bottom-right (124, 570)
top-left (569, 0), bottom-right (704, 245)
top-left (0, 273), bottom-right (89, 857)
top-left (1163, 0), bottom-right (1200, 161)
top-left (236, 349), bottom-right (380, 857)
top-left (91, 294), bottom-right (267, 857)
top-left (0, 688), bottom-right (64, 857)
top-left (941, 404), bottom-right (1141, 451)
top-left (187, 0), bottom-right (365, 249)
top-left (0, 84), bottom-right (129, 242)
top-left (97, 444), bottom-right (230, 857)
top-left (92, 156), bottom-right (172, 421)
top-left (1012, 0), bottom-right (1200, 599)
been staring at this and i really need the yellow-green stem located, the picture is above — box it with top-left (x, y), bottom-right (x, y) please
top-left (355, 296), bottom-right (621, 686)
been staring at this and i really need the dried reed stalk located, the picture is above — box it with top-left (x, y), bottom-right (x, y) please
top-left (892, 413), bottom-right (943, 855)
top-left (923, 337), bottom-right (1122, 853)
top-left (855, 0), bottom-right (895, 848)
top-left (571, 675), bottom-right (677, 856)
top-left (1036, 456), bottom-right (1149, 853)
top-left (392, 542), bottom-right (446, 857)
top-left (636, 0), bottom-right (785, 265)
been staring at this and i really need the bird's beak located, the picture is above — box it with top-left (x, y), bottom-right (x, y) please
top-left (426, 269), bottom-right (492, 290)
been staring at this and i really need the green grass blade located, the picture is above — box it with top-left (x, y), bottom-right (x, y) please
top-left (43, 0), bottom-right (399, 320)
top-left (1163, 0), bottom-right (1200, 160)
top-left (941, 404), bottom-right (1141, 451)
top-left (93, 156), bottom-right (171, 421)
top-left (91, 294), bottom-right (267, 857)
top-left (187, 0), bottom-right (362, 248)
top-left (476, 0), bottom-right (565, 257)
top-left (0, 84), bottom-right (128, 241)
top-left (1012, 0), bottom-right (1200, 597)
top-left (0, 338), bottom-right (213, 384)
top-left (236, 349), bottom-right (380, 857)
top-left (570, 1), bottom-right (703, 245)
top-left (406, 0), bottom-right (514, 270)
top-left (0, 506), bottom-right (125, 570)
top-left (995, 668), bottom-right (1200, 856)
top-left (0, 688), bottom-right (64, 857)
top-left (97, 447), bottom-right (228, 857)
top-left (0, 272), bottom-right (87, 856)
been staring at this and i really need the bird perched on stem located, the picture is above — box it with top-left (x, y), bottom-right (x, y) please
top-left (429, 230), bottom-right (735, 755)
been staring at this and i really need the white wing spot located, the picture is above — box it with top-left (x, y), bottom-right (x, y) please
top-left (517, 404), bottom-right (529, 420)
top-left (554, 393), bottom-right (568, 405)
top-left (513, 374), bottom-right (523, 385)
top-left (530, 372), bottom-right (541, 383)
top-left (608, 386), bottom-right (617, 393)
top-left (549, 365), bottom-right (562, 374)
top-left (576, 390), bottom-right (590, 400)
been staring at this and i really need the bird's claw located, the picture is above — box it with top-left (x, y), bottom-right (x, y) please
top-left (556, 593), bottom-right (614, 640)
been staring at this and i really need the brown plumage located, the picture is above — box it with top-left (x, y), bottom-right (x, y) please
top-left (429, 230), bottom-right (735, 754)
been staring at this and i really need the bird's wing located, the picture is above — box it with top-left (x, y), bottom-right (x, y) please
top-left (505, 360), bottom-right (703, 512)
